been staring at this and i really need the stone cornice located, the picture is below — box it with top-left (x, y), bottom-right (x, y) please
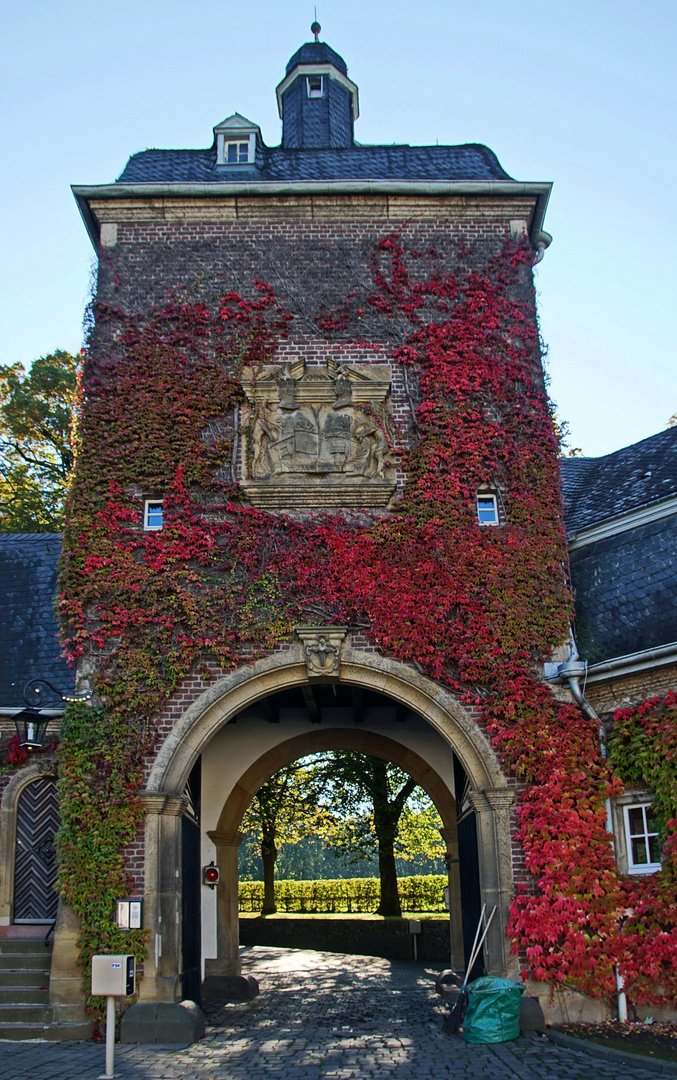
top-left (469, 788), bottom-right (516, 813)
top-left (208, 829), bottom-right (244, 848)
top-left (140, 791), bottom-right (188, 816)
top-left (72, 182), bottom-right (551, 253)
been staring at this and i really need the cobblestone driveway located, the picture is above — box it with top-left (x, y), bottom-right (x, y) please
top-left (0, 946), bottom-right (665, 1078)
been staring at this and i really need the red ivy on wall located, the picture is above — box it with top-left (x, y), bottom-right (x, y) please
top-left (58, 234), bottom-right (675, 1009)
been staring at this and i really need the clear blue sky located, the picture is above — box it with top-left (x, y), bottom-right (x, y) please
top-left (1, 0), bottom-right (675, 456)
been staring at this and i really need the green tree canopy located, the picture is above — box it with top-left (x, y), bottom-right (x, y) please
top-left (318, 753), bottom-right (442, 916)
top-left (0, 350), bottom-right (78, 532)
top-left (240, 760), bottom-right (328, 914)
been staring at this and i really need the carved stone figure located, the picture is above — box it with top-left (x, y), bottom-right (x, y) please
top-left (332, 363), bottom-right (353, 410)
top-left (241, 358), bottom-right (396, 508)
top-left (250, 400), bottom-right (279, 478)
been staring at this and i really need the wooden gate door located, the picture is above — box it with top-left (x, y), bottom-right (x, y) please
top-left (14, 777), bottom-right (60, 922)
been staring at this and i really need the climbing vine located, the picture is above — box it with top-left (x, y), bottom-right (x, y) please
top-left (609, 692), bottom-right (677, 1004)
top-left (58, 232), bottom-right (675, 1017)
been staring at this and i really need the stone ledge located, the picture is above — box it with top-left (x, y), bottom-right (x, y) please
top-left (543, 1028), bottom-right (677, 1075)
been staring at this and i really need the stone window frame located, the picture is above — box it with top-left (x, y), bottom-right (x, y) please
top-left (144, 499), bottom-right (164, 532)
top-left (306, 74), bottom-right (324, 99)
top-left (611, 790), bottom-right (662, 876)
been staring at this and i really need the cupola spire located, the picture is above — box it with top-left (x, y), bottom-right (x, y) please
top-left (276, 27), bottom-right (359, 149)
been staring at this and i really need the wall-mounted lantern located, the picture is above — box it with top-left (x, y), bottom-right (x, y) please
top-left (13, 678), bottom-right (92, 749)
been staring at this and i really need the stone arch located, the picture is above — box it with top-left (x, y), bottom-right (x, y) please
top-left (147, 644), bottom-right (505, 798)
top-left (0, 760), bottom-right (58, 925)
top-left (215, 728), bottom-right (457, 835)
top-left (140, 646), bottom-right (517, 1005)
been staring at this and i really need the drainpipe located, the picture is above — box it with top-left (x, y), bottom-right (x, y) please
top-left (555, 639), bottom-right (607, 758)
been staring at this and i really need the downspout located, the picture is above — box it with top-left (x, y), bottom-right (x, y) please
top-left (556, 637), bottom-right (607, 757)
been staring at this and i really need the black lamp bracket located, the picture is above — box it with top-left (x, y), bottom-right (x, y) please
top-left (22, 678), bottom-right (92, 709)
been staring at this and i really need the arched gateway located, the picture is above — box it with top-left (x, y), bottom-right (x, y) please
top-left (138, 645), bottom-right (517, 1005)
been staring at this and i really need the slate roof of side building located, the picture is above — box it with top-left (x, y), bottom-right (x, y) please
top-left (561, 426), bottom-right (677, 535)
top-left (561, 427), bottom-right (677, 665)
top-left (116, 143), bottom-right (514, 185)
top-left (0, 534), bottom-right (74, 710)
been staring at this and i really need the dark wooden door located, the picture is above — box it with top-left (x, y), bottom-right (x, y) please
top-left (14, 777), bottom-right (60, 922)
top-left (181, 760), bottom-right (202, 1004)
top-left (454, 754), bottom-right (484, 978)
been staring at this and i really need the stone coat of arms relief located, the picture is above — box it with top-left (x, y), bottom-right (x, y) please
top-left (240, 358), bottom-right (396, 508)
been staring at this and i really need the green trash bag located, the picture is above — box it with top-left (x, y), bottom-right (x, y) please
top-left (463, 976), bottom-right (525, 1044)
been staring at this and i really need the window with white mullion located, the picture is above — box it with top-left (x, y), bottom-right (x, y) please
top-left (225, 140), bottom-right (250, 164)
top-left (624, 803), bottom-right (661, 873)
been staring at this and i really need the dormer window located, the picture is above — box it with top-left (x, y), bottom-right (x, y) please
top-left (213, 115), bottom-right (261, 167)
top-left (306, 75), bottom-right (324, 98)
top-left (225, 141), bottom-right (250, 164)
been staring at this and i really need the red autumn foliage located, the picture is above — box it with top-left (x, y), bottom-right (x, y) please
top-left (58, 234), bottom-right (676, 1005)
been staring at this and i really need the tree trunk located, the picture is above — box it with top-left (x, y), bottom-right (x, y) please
top-left (261, 826), bottom-right (277, 915)
top-left (370, 759), bottom-right (403, 916)
top-left (376, 828), bottom-right (402, 917)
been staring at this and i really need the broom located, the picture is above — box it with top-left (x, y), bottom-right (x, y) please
top-left (443, 905), bottom-right (496, 1034)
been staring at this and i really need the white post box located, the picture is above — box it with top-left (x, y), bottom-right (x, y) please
top-left (91, 954), bottom-right (136, 997)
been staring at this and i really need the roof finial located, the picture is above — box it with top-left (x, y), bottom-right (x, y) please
top-left (311, 9), bottom-right (321, 42)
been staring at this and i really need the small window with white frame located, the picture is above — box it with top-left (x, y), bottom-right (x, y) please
top-left (624, 803), bottom-right (661, 874)
top-left (306, 75), bottom-right (324, 98)
top-left (224, 140), bottom-right (250, 164)
top-left (144, 500), bottom-right (163, 531)
top-left (477, 493), bottom-right (499, 526)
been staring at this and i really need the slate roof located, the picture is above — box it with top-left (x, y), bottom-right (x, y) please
top-left (285, 41), bottom-right (348, 75)
top-left (116, 143), bottom-right (514, 185)
top-left (561, 426), bottom-right (677, 535)
top-left (561, 427), bottom-right (677, 663)
top-left (0, 535), bottom-right (73, 710)
top-left (569, 515), bottom-right (677, 663)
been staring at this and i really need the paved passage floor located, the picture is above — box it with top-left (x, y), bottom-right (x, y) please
top-left (0, 946), bottom-right (665, 1079)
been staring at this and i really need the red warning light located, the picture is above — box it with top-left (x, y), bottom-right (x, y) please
top-left (203, 863), bottom-right (220, 888)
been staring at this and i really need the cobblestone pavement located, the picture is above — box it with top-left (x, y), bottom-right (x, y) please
top-left (0, 946), bottom-right (665, 1079)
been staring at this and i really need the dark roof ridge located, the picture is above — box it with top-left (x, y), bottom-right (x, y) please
top-left (562, 426), bottom-right (677, 534)
top-left (0, 532), bottom-right (63, 542)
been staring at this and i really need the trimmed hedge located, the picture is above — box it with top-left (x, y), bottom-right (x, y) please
top-left (239, 874), bottom-right (446, 913)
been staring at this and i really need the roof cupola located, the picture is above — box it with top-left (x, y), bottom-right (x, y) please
top-left (276, 24), bottom-right (359, 149)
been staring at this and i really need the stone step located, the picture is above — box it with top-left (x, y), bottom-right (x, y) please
top-left (0, 939), bottom-right (52, 955)
top-left (0, 969), bottom-right (51, 988)
top-left (0, 1004), bottom-right (52, 1024)
top-left (0, 1021), bottom-right (50, 1040)
top-left (0, 953), bottom-right (52, 971)
top-left (0, 986), bottom-right (50, 1005)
